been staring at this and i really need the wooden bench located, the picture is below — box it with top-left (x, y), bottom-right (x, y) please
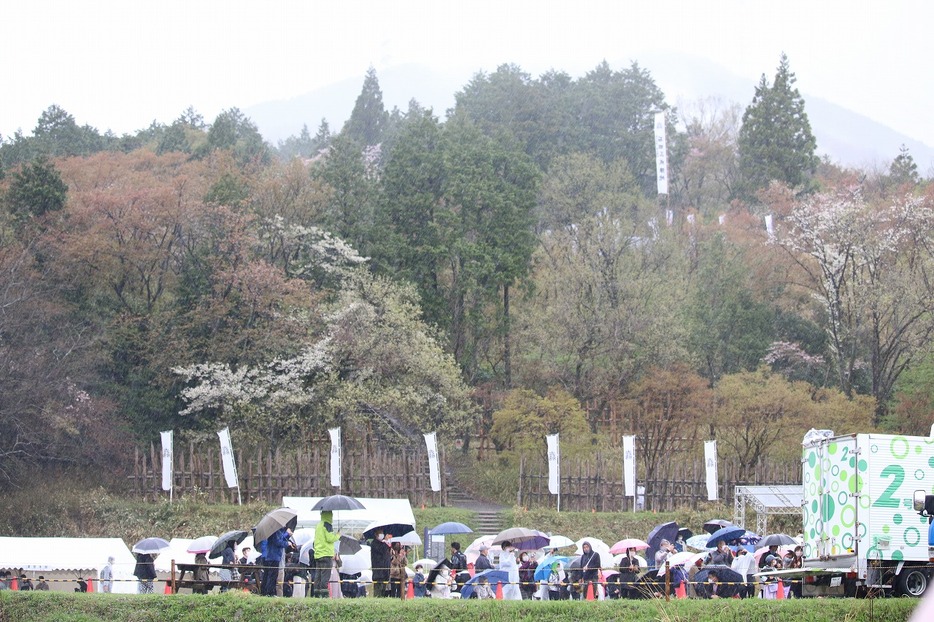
top-left (165, 562), bottom-right (262, 594)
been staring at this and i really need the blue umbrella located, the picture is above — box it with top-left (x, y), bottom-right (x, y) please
top-left (705, 526), bottom-right (747, 548)
top-left (460, 570), bottom-right (510, 599)
top-left (431, 521), bottom-right (473, 535)
top-left (533, 555), bottom-right (572, 582)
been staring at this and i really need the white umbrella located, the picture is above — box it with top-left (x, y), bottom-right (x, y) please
top-left (465, 535), bottom-right (500, 565)
top-left (394, 531), bottom-right (422, 546)
top-left (186, 536), bottom-right (218, 555)
top-left (292, 528), bottom-right (316, 547)
top-left (575, 537), bottom-right (611, 561)
top-left (338, 544), bottom-right (371, 575)
top-left (413, 558), bottom-right (438, 571)
top-left (547, 534), bottom-right (574, 548)
top-left (656, 551), bottom-right (708, 576)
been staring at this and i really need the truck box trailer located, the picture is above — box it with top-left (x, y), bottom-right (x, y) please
top-left (800, 431), bottom-right (934, 596)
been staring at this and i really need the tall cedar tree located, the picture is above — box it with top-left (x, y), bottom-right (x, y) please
top-left (737, 53), bottom-right (817, 198)
top-left (343, 67), bottom-right (389, 147)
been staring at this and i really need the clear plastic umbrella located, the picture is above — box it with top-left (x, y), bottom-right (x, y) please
top-left (186, 536), bottom-right (217, 555)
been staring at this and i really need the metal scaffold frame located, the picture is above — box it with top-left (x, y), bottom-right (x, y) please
top-left (733, 485), bottom-right (804, 535)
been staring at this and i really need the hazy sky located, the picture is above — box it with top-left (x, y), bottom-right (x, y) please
top-left (4, 0), bottom-right (932, 146)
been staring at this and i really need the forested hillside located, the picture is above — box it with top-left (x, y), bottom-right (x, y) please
top-left (1, 56), bottom-right (930, 491)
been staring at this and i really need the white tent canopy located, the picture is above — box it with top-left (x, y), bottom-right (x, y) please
top-left (0, 537), bottom-right (137, 594)
top-left (155, 538), bottom-right (223, 575)
top-left (283, 496), bottom-right (416, 536)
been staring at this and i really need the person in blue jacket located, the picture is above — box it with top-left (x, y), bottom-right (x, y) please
top-left (261, 526), bottom-right (292, 596)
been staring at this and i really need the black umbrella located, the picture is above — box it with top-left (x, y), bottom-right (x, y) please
top-left (693, 565), bottom-right (744, 598)
top-left (758, 534), bottom-right (797, 548)
top-left (678, 528), bottom-right (694, 541)
top-left (311, 494), bottom-right (366, 511)
top-left (647, 521), bottom-right (679, 549)
top-left (209, 529), bottom-right (248, 559)
top-left (703, 519), bottom-right (735, 535)
top-left (363, 520), bottom-right (415, 540)
top-left (254, 507), bottom-right (298, 544)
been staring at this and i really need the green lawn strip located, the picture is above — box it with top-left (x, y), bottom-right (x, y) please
top-left (0, 593), bottom-right (918, 622)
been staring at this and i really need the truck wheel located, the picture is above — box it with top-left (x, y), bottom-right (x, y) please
top-left (897, 568), bottom-right (929, 597)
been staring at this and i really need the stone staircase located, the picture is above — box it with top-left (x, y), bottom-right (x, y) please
top-left (473, 509), bottom-right (505, 534)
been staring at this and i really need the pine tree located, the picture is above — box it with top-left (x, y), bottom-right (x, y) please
top-left (889, 144), bottom-right (920, 185)
top-left (738, 53), bottom-right (817, 198)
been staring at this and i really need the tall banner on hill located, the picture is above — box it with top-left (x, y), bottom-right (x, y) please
top-left (160, 430), bottom-right (173, 496)
top-left (654, 111), bottom-right (669, 195)
top-left (425, 432), bottom-right (441, 492)
top-left (623, 435), bottom-right (636, 499)
top-left (704, 440), bottom-right (719, 501)
top-left (547, 433), bottom-right (561, 512)
top-left (329, 427), bottom-right (342, 488)
top-left (218, 427), bottom-right (242, 505)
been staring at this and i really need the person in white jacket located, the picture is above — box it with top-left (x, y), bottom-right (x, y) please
top-left (730, 548), bottom-right (757, 598)
top-left (497, 540), bottom-right (522, 600)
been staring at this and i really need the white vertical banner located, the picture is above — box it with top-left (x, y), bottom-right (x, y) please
top-left (546, 434), bottom-right (560, 495)
top-left (765, 214), bottom-right (774, 238)
top-left (160, 430), bottom-right (173, 493)
top-left (654, 111), bottom-right (669, 195)
top-left (217, 427), bottom-right (239, 488)
top-left (424, 432), bottom-right (441, 492)
top-left (218, 427), bottom-right (242, 505)
top-left (704, 440), bottom-right (719, 501)
top-left (623, 435), bottom-right (636, 497)
top-left (329, 427), bottom-right (342, 488)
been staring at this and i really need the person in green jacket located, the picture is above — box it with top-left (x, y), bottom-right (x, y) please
top-left (312, 510), bottom-right (340, 597)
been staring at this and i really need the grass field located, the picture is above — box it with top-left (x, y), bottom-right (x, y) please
top-left (0, 592), bottom-right (919, 622)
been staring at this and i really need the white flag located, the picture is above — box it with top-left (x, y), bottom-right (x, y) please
top-left (424, 432), bottom-right (441, 492)
top-left (704, 440), bottom-right (719, 501)
top-left (546, 434), bottom-right (560, 495)
top-left (654, 111), bottom-right (669, 195)
top-left (718, 214), bottom-right (726, 225)
top-left (765, 214), bottom-right (774, 238)
top-left (160, 430), bottom-right (173, 492)
top-left (623, 435), bottom-right (636, 497)
top-left (329, 427), bottom-right (342, 488)
top-left (217, 427), bottom-right (239, 489)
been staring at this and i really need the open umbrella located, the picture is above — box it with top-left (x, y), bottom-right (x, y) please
top-left (254, 507), bottom-right (298, 544)
top-left (655, 551), bottom-right (707, 576)
top-left (685, 534), bottom-right (715, 551)
top-left (693, 565), bottom-right (744, 598)
top-left (703, 519), bottom-right (735, 534)
top-left (705, 526), bottom-right (747, 548)
top-left (465, 535), bottom-right (500, 565)
top-left (460, 569), bottom-right (510, 599)
top-left (362, 520), bottom-right (415, 540)
top-left (678, 528), bottom-right (694, 541)
top-left (311, 494), bottom-right (366, 511)
top-left (647, 521), bottom-right (679, 549)
top-left (610, 538), bottom-right (649, 554)
top-left (758, 534), bottom-right (797, 548)
top-left (338, 535), bottom-right (363, 556)
top-left (754, 545), bottom-right (795, 565)
top-left (431, 521), bottom-right (473, 535)
top-left (575, 537), bottom-right (611, 561)
top-left (547, 534), bottom-right (574, 549)
top-left (291, 528), bottom-right (316, 547)
top-left (132, 537), bottom-right (170, 555)
top-left (534, 555), bottom-right (572, 582)
top-left (413, 558), bottom-right (438, 572)
top-left (186, 536), bottom-right (218, 555)
top-left (492, 527), bottom-right (550, 551)
top-left (394, 531), bottom-right (423, 546)
top-left (209, 530), bottom-right (248, 559)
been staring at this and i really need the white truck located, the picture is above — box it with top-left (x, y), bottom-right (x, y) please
top-left (798, 430), bottom-right (934, 597)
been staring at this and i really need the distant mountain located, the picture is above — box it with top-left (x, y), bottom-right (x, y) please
top-left (246, 57), bottom-right (934, 173)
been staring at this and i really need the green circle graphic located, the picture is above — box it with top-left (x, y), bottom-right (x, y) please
top-left (821, 495), bottom-right (836, 522)
top-left (808, 453), bottom-right (817, 468)
top-left (894, 514), bottom-right (903, 525)
top-left (891, 437), bottom-right (910, 459)
top-left (917, 469), bottom-right (926, 481)
top-left (841, 506), bottom-right (856, 527)
top-left (858, 459), bottom-right (868, 472)
top-left (905, 527), bottom-right (921, 547)
top-left (892, 550), bottom-right (904, 561)
top-left (828, 443), bottom-right (838, 455)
